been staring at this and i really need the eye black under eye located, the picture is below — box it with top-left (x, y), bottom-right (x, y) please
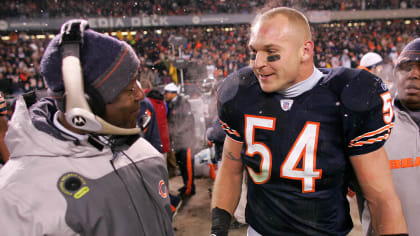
top-left (250, 54), bottom-right (256, 60)
top-left (267, 54), bottom-right (281, 62)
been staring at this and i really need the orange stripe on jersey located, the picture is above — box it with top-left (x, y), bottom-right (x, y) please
top-left (219, 119), bottom-right (241, 138)
top-left (348, 123), bottom-right (393, 147)
top-left (350, 123), bottom-right (393, 143)
top-left (348, 132), bottom-right (391, 147)
top-left (0, 96), bottom-right (6, 116)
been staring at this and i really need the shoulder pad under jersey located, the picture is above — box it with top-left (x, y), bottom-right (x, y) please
top-left (319, 67), bottom-right (388, 112)
top-left (217, 66), bottom-right (257, 104)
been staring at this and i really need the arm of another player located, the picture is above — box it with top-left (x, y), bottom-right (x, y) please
top-left (0, 115), bottom-right (9, 163)
top-left (351, 146), bottom-right (408, 235)
top-left (0, 94), bottom-right (9, 163)
top-left (210, 136), bottom-right (244, 235)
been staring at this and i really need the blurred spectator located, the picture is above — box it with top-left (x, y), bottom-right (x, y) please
top-left (139, 66), bottom-right (155, 88)
top-left (389, 46), bottom-right (399, 65)
top-left (358, 52), bottom-right (384, 76)
top-left (164, 82), bottom-right (196, 198)
top-left (185, 58), bottom-right (207, 82)
top-left (161, 69), bottom-right (173, 84)
top-left (152, 67), bottom-right (161, 86)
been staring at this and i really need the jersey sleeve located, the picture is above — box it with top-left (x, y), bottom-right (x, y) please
top-left (341, 69), bottom-right (394, 156)
top-left (216, 70), bottom-right (246, 143)
top-left (0, 94), bottom-right (7, 116)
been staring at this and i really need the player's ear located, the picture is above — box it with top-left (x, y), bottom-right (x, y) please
top-left (300, 40), bottom-right (314, 62)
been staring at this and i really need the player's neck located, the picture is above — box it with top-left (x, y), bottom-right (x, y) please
top-left (277, 66), bottom-right (323, 98)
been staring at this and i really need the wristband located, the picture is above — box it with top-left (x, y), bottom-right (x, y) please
top-left (211, 207), bottom-right (232, 236)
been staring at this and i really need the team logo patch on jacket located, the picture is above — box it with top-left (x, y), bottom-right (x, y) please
top-left (58, 172), bottom-right (90, 199)
top-left (159, 180), bottom-right (168, 198)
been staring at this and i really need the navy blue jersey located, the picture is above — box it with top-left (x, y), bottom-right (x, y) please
top-left (217, 67), bottom-right (393, 235)
top-left (139, 97), bottom-right (162, 152)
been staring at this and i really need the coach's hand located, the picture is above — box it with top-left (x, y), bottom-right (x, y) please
top-left (211, 207), bottom-right (232, 236)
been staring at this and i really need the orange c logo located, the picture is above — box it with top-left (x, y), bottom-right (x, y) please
top-left (159, 180), bottom-right (168, 198)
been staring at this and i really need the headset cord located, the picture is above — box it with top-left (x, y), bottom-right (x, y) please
top-left (109, 158), bottom-right (146, 235)
top-left (103, 135), bottom-right (170, 235)
top-left (118, 148), bottom-right (171, 236)
top-left (88, 135), bottom-right (146, 235)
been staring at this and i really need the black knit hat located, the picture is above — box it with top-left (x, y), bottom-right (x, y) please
top-left (396, 38), bottom-right (420, 67)
top-left (40, 29), bottom-right (140, 105)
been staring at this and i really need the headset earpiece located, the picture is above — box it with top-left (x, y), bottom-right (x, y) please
top-left (84, 83), bottom-right (106, 118)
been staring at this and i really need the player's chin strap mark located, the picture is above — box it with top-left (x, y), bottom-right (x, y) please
top-left (267, 54), bottom-right (280, 62)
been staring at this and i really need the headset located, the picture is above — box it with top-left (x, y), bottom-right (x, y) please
top-left (59, 19), bottom-right (140, 135)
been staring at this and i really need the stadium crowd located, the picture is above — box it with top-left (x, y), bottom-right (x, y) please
top-left (1, 0), bottom-right (418, 19)
top-left (0, 18), bottom-right (418, 98)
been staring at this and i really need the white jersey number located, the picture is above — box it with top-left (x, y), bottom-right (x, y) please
top-left (245, 115), bottom-right (322, 193)
top-left (380, 91), bottom-right (394, 124)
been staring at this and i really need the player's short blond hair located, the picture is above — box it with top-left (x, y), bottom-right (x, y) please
top-left (251, 7), bottom-right (312, 41)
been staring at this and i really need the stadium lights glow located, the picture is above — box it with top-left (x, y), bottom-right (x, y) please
top-left (155, 29), bottom-right (162, 35)
top-left (404, 20), bottom-right (411, 24)
top-left (36, 35), bottom-right (46, 39)
top-left (1, 36), bottom-right (10, 41)
top-left (143, 31), bottom-right (148, 35)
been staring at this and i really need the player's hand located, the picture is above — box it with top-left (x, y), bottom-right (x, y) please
top-left (211, 207), bottom-right (231, 236)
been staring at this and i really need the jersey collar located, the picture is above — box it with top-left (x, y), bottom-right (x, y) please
top-left (277, 66), bottom-right (323, 98)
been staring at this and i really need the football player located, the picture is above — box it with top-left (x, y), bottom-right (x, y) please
top-left (210, 7), bottom-right (408, 236)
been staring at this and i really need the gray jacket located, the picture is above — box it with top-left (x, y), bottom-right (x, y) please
top-left (0, 97), bottom-right (174, 236)
top-left (360, 100), bottom-right (420, 236)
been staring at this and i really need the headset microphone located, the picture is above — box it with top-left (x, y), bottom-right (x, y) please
top-left (60, 19), bottom-right (140, 135)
